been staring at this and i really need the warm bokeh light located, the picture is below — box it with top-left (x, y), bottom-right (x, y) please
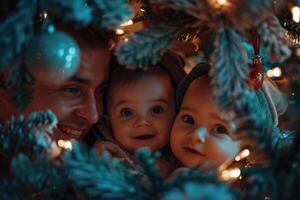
top-left (121, 20), bottom-right (133, 27)
top-left (115, 29), bottom-right (125, 35)
top-left (217, 0), bottom-right (228, 6)
top-left (219, 167), bottom-right (241, 181)
top-left (267, 67), bottom-right (282, 78)
top-left (273, 67), bottom-right (282, 77)
top-left (57, 140), bottom-right (73, 151)
top-left (292, 6), bottom-right (300, 23)
top-left (235, 148), bottom-right (250, 161)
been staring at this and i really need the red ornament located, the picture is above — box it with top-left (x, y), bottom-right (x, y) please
top-left (249, 55), bottom-right (264, 90)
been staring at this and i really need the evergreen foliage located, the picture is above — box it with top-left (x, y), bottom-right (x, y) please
top-left (116, 26), bottom-right (179, 69)
top-left (0, 0), bottom-right (300, 199)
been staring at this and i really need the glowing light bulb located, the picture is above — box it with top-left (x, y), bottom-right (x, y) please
top-left (272, 67), bottom-right (282, 77)
top-left (115, 29), bottom-right (124, 35)
top-left (219, 167), bottom-right (241, 181)
top-left (235, 149), bottom-right (250, 161)
top-left (267, 69), bottom-right (274, 78)
top-left (58, 140), bottom-right (65, 147)
top-left (210, 0), bottom-right (230, 9)
top-left (217, 0), bottom-right (227, 6)
top-left (57, 140), bottom-right (73, 151)
top-left (121, 20), bottom-right (133, 27)
top-left (229, 168), bottom-right (241, 178)
top-left (43, 12), bottom-right (48, 18)
top-left (291, 6), bottom-right (300, 23)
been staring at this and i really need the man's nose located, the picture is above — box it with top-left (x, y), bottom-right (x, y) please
top-left (75, 93), bottom-right (100, 124)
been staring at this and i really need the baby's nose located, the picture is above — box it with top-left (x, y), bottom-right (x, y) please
top-left (134, 116), bottom-right (152, 127)
top-left (189, 127), bottom-right (207, 143)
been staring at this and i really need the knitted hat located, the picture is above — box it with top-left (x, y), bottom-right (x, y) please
top-left (176, 62), bottom-right (210, 111)
top-left (175, 62), bottom-right (287, 126)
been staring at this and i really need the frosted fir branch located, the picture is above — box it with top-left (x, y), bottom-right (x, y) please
top-left (210, 28), bottom-right (264, 127)
top-left (64, 142), bottom-right (146, 199)
top-left (43, 0), bottom-right (93, 26)
top-left (257, 14), bottom-right (291, 63)
top-left (154, 0), bottom-right (220, 30)
top-left (162, 182), bottom-right (237, 200)
top-left (91, 0), bottom-right (133, 29)
top-left (0, 1), bottom-right (35, 70)
top-left (134, 148), bottom-right (163, 193)
top-left (153, 0), bottom-right (274, 31)
top-left (10, 153), bottom-right (71, 198)
top-left (0, 110), bottom-right (57, 163)
top-left (154, 0), bottom-right (207, 14)
top-left (162, 168), bottom-right (239, 200)
top-left (116, 26), bottom-right (178, 70)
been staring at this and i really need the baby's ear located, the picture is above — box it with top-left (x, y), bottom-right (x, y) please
top-left (98, 115), bottom-right (114, 141)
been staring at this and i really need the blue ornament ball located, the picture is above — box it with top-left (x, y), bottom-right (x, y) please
top-left (25, 31), bottom-right (80, 84)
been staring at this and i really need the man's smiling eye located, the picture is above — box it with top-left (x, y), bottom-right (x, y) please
top-left (151, 105), bottom-right (164, 115)
top-left (182, 114), bottom-right (194, 125)
top-left (120, 108), bottom-right (133, 117)
top-left (63, 86), bottom-right (81, 96)
top-left (212, 124), bottom-right (228, 134)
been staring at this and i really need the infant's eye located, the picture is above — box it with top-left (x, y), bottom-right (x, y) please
top-left (120, 108), bottom-right (133, 118)
top-left (182, 114), bottom-right (194, 125)
top-left (151, 105), bottom-right (164, 115)
top-left (212, 124), bottom-right (228, 134)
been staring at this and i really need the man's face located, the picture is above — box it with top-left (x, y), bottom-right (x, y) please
top-left (0, 43), bottom-right (110, 141)
top-left (170, 76), bottom-right (240, 168)
top-left (108, 72), bottom-right (176, 153)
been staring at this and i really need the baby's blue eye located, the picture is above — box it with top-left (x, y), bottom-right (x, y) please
top-left (212, 124), bottom-right (228, 134)
top-left (182, 114), bottom-right (194, 125)
top-left (120, 108), bottom-right (133, 117)
top-left (151, 105), bottom-right (164, 114)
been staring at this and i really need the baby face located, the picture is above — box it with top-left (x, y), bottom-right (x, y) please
top-left (171, 76), bottom-right (240, 168)
top-left (108, 72), bottom-right (176, 153)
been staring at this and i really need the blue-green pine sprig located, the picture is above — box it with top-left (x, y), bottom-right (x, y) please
top-left (210, 28), bottom-right (264, 127)
top-left (41, 0), bottom-right (93, 26)
top-left (162, 168), bottom-right (239, 200)
top-left (0, 110), bottom-right (57, 165)
top-left (10, 153), bottom-right (74, 199)
top-left (63, 142), bottom-right (147, 200)
top-left (134, 148), bottom-right (163, 194)
top-left (91, 0), bottom-right (133, 29)
top-left (0, 1), bottom-right (35, 71)
top-left (256, 14), bottom-right (291, 63)
top-left (116, 26), bottom-right (179, 69)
